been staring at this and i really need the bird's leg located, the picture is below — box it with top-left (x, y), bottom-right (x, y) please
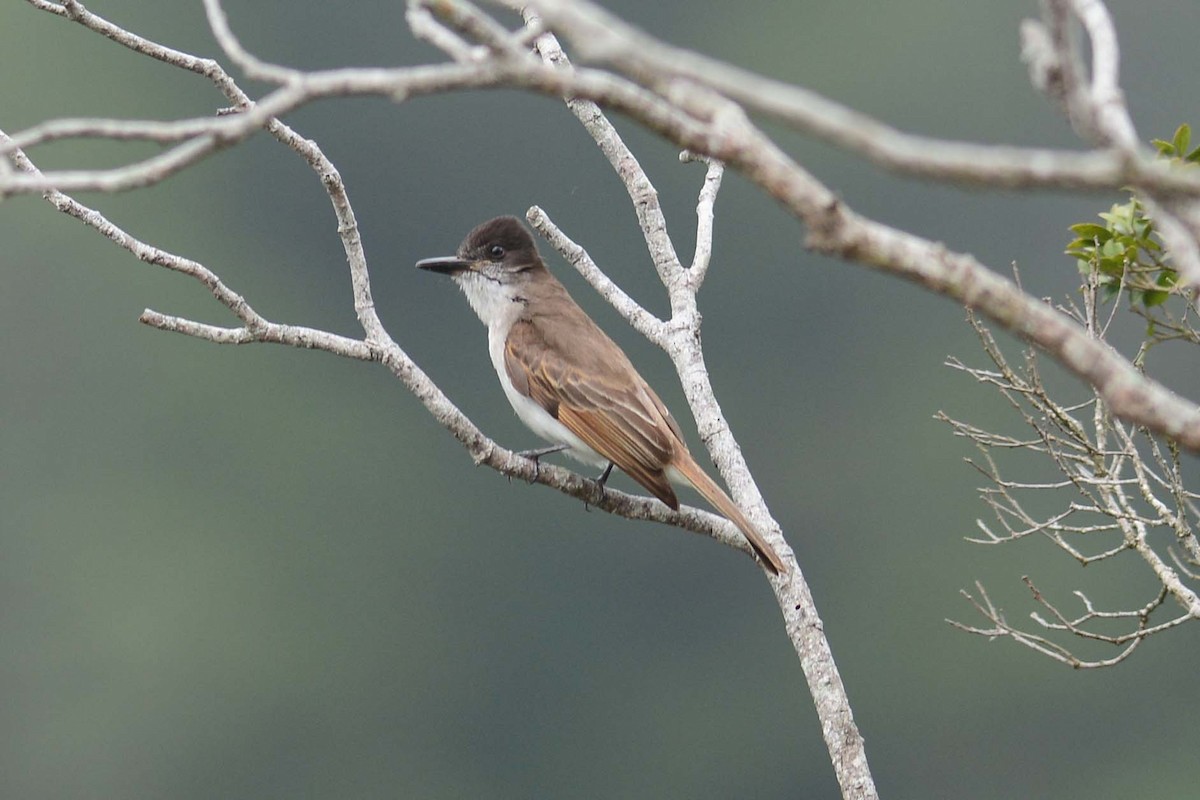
top-left (515, 443), bottom-right (570, 481)
top-left (595, 462), bottom-right (614, 492)
top-left (586, 462), bottom-right (615, 511)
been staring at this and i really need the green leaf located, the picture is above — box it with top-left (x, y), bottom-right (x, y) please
top-left (1099, 239), bottom-right (1126, 258)
top-left (1173, 124), bottom-right (1192, 156)
top-left (1068, 223), bottom-right (1111, 240)
top-left (1098, 202), bottom-right (1138, 235)
top-left (1143, 289), bottom-right (1170, 307)
top-left (1187, 145), bottom-right (1200, 163)
top-left (1156, 269), bottom-right (1177, 287)
top-left (1152, 138), bottom-right (1176, 156)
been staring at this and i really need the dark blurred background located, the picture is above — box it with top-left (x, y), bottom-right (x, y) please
top-left (3, 1), bottom-right (1198, 798)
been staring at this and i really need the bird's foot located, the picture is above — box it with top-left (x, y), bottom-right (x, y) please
top-left (515, 443), bottom-right (570, 482)
top-left (585, 462), bottom-right (615, 511)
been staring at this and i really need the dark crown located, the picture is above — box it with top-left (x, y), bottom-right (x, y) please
top-left (459, 216), bottom-right (537, 260)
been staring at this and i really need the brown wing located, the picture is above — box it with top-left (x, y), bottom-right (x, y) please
top-left (504, 319), bottom-right (681, 509)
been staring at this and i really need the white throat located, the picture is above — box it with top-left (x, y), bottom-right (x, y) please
top-left (453, 270), bottom-right (524, 331)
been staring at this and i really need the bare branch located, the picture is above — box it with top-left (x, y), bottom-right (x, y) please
top-left (200, 0), bottom-right (300, 83)
top-left (525, 206), bottom-right (667, 344)
top-left (513, 0), bottom-right (1200, 196)
top-left (949, 581), bottom-right (1144, 669)
top-left (523, 16), bottom-right (686, 289)
top-left (406, 0), bottom-right (486, 61)
top-left (680, 150), bottom-right (723, 288)
top-left (1032, 0), bottom-right (1200, 287)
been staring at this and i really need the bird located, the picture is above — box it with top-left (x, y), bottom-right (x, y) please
top-left (416, 215), bottom-right (786, 574)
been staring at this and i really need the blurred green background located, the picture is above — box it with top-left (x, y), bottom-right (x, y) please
top-left (3, 1), bottom-right (1198, 798)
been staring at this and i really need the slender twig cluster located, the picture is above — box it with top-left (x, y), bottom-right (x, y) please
top-left (941, 276), bottom-right (1200, 667)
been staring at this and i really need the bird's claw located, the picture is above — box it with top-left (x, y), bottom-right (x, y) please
top-left (515, 444), bottom-right (570, 483)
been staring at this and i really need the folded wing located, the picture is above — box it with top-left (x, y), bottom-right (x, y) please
top-left (504, 319), bottom-right (682, 509)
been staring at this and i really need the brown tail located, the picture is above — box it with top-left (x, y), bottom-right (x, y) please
top-left (671, 453), bottom-right (787, 575)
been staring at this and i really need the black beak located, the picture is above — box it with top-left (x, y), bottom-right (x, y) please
top-left (416, 256), bottom-right (469, 275)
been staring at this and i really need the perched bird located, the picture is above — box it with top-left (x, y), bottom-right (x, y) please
top-left (417, 216), bottom-right (786, 574)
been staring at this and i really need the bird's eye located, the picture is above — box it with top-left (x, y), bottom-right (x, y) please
top-left (489, 245), bottom-right (506, 260)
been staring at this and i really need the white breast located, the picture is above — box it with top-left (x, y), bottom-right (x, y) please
top-left (486, 325), bottom-right (609, 470)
